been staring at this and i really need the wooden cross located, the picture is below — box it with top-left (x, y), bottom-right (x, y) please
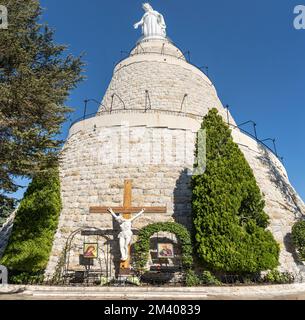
top-left (89, 179), bottom-right (167, 270)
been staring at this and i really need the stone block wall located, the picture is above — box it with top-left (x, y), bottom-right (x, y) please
top-left (45, 113), bottom-right (305, 279)
top-left (100, 39), bottom-right (227, 121)
top-left (45, 122), bottom-right (197, 279)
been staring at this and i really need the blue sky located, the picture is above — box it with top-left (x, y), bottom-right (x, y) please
top-left (15, 0), bottom-right (305, 200)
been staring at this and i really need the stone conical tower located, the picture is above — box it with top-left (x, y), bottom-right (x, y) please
top-left (45, 5), bottom-right (305, 280)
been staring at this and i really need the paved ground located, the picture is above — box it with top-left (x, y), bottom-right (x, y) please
top-left (2, 293), bottom-right (305, 300)
top-left (1, 284), bottom-right (305, 300)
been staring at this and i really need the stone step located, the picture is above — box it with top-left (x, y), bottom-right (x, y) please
top-left (2, 284), bottom-right (305, 300)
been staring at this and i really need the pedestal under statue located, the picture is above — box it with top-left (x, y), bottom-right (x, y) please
top-left (134, 3), bottom-right (167, 40)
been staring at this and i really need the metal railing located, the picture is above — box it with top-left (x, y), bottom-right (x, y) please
top-left (114, 45), bottom-right (212, 81)
top-left (68, 106), bottom-right (283, 163)
top-left (228, 122), bottom-right (282, 162)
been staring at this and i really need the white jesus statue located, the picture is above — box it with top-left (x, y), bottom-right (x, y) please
top-left (134, 3), bottom-right (167, 39)
top-left (108, 208), bottom-right (145, 261)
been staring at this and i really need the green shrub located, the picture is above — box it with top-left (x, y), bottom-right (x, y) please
top-left (8, 271), bottom-right (45, 285)
top-left (185, 269), bottom-right (201, 286)
top-left (185, 270), bottom-right (221, 286)
top-left (133, 222), bottom-right (193, 272)
top-left (192, 108), bottom-right (280, 274)
top-left (292, 221), bottom-right (305, 260)
top-left (1, 169), bottom-right (61, 283)
top-left (263, 270), bottom-right (294, 284)
top-left (201, 271), bottom-right (221, 286)
top-left (127, 276), bottom-right (141, 286)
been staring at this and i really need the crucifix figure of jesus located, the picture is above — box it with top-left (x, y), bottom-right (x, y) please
top-left (90, 179), bottom-right (167, 270)
top-left (107, 207), bottom-right (145, 262)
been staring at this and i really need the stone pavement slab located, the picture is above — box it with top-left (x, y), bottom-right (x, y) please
top-left (1, 284), bottom-right (305, 300)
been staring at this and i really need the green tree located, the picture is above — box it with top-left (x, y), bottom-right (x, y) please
top-left (192, 108), bottom-right (279, 274)
top-left (291, 220), bottom-right (305, 260)
top-left (0, 0), bottom-right (83, 201)
top-left (1, 168), bottom-right (61, 283)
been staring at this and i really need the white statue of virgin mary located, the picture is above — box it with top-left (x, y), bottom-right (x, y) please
top-left (134, 3), bottom-right (167, 39)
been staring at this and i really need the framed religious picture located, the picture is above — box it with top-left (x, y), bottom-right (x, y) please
top-left (83, 243), bottom-right (98, 259)
top-left (157, 243), bottom-right (174, 258)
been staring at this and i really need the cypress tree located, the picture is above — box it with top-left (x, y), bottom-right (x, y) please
top-left (192, 108), bottom-right (279, 274)
top-left (1, 168), bottom-right (61, 283)
top-left (292, 221), bottom-right (305, 260)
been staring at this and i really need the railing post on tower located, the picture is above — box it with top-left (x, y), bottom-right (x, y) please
top-left (161, 43), bottom-right (165, 55)
top-left (83, 99), bottom-right (103, 120)
top-left (145, 90), bottom-right (152, 112)
top-left (273, 139), bottom-right (278, 157)
top-left (199, 66), bottom-right (209, 77)
top-left (180, 94), bottom-right (188, 113)
top-left (187, 51), bottom-right (191, 63)
top-left (178, 50), bottom-right (191, 62)
top-left (83, 99), bottom-right (89, 120)
top-left (111, 93), bottom-right (126, 111)
top-left (261, 138), bottom-right (278, 157)
top-left (253, 122), bottom-right (258, 141)
top-left (237, 120), bottom-right (258, 141)
top-left (110, 94), bottom-right (114, 113)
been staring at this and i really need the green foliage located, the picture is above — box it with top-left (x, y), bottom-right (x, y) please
top-left (1, 169), bottom-right (61, 283)
top-left (185, 270), bottom-right (221, 286)
top-left (100, 277), bottom-right (111, 286)
top-left (0, 0), bottom-right (84, 199)
top-left (192, 108), bottom-right (279, 274)
top-left (8, 271), bottom-right (44, 285)
top-left (263, 270), bottom-right (294, 284)
top-left (201, 271), bottom-right (221, 286)
top-left (185, 269), bottom-right (200, 286)
top-left (127, 276), bottom-right (141, 286)
top-left (292, 221), bottom-right (305, 260)
top-left (133, 222), bottom-right (193, 272)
